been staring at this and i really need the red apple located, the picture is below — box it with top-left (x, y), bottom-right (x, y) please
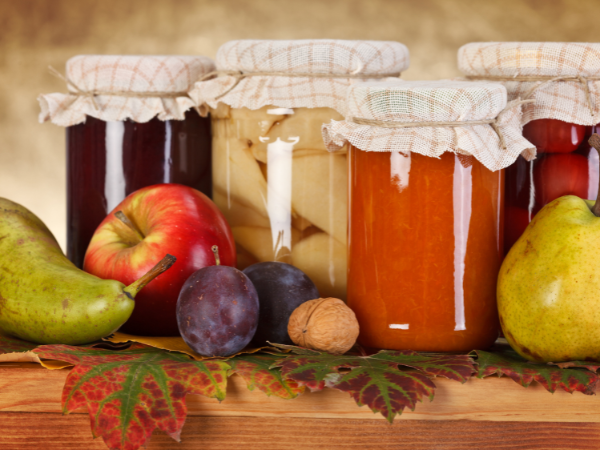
top-left (523, 118), bottom-right (586, 154)
top-left (83, 183), bottom-right (236, 336)
top-left (533, 153), bottom-right (589, 208)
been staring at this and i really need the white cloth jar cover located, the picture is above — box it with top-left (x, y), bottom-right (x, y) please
top-left (458, 42), bottom-right (600, 126)
top-left (322, 80), bottom-right (536, 171)
top-left (39, 55), bottom-right (215, 127)
top-left (189, 39), bottom-right (410, 115)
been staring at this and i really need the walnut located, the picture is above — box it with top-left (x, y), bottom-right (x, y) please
top-left (287, 297), bottom-right (359, 355)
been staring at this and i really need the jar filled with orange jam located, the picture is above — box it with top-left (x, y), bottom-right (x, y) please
top-left (323, 80), bottom-right (535, 352)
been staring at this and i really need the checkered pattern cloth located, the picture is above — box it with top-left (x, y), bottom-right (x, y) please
top-left (458, 42), bottom-right (600, 126)
top-left (189, 40), bottom-right (409, 115)
top-left (322, 80), bottom-right (536, 172)
top-left (39, 55), bottom-right (215, 126)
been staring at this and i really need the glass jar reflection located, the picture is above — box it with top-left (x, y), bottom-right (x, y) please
top-left (348, 148), bottom-right (503, 352)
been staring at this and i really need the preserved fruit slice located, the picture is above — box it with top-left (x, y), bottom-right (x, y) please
top-left (291, 153), bottom-right (348, 245)
top-left (232, 226), bottom-right (301, 263)
top-left (534, 153), bottom-right (589, 206)
top-left (291, 232), bottom-right (347, 299)
top-left (212, 135), bottom-right (268, 216)
top-left (213, 189), bottom-right (270, 228)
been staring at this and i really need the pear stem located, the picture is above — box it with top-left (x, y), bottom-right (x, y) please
top-left (212, 245), bottom-right (221, 266)
top-left (587, 133), bottom-right (600, 217)
top-left (123, 254), bottom-right (177, 298)
top-left (115, 211), bottom-right (145, 243)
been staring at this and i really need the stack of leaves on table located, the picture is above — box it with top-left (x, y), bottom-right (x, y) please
top-left (0, 334), bottom-right (597, 450)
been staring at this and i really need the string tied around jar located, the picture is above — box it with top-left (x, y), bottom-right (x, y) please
top-left (47, 66), bottom-right (192, 111)
top-left (199, 69), bottom-right (403, 101)
top-left (350, 98), bottom-right (536, 150)
top-left (465, 74), bottom-right (600, 117)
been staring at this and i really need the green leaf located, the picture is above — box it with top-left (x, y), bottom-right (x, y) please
top-left (34, 343), bottom-right (229, 450)
top-left (475, 348), bottom-right (598, 395)
top-left (228, 353), bottom-right (305, 399)
top-left (273, 349), bottom-right (475, 423)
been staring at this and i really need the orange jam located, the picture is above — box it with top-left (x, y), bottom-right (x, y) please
top-left (348, 147), bottom-right (503, 352)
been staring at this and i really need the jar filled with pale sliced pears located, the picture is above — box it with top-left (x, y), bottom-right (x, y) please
top-left (211, 104), bottom-right (348, 298)
top-left (191, 39), bottom-right (410, 300)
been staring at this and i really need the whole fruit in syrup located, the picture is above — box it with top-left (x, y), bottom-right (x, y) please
top-left (533, 153), bottom-right (589, 207)
top-left (177, 246), bottom-right (259, 357)
top-left (523, 118), bottom-right (585, 153)
top-left (243, 261), bottom-right (319, 346)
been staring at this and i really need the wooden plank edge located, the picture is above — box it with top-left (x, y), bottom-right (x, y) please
top-left (1, 412), bottom-right (600, 450)
top-left (0, 363), bottom-right (598, 422)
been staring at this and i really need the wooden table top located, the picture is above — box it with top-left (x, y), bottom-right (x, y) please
top-left (1, 362), bottom-right (599, 449)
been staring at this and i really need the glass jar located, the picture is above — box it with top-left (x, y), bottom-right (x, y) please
top-left (66, 110), bottom-right (212, 268)
top-left (348, 149), bottom-right (503, 352)
top-left (211, 104), bottom-right (347, 299)
top-left (504, 119), bottom-right (598, 253)
top-left (38, 55), bottom-right (216, 268)
top-left (458, 42), bottom-right (600, 255)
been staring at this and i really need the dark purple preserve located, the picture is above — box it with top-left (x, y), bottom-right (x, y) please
top-left (66, 109), bottom-right (211, 268)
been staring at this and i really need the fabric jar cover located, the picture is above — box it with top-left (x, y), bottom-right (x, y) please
top-left (39, 55), bottom-right (215, 127)
top-left (322, 80), bottom-right (536, 172)
top-left (458, 42), bottom-right (600, 126)
top-left (189, 39), bottom-right (410, 116)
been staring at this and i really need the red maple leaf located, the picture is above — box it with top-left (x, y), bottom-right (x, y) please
top-left (272, 347), bottom-right (475, 422)
top-left (228, 353), bottom-right (305, 399)
top-left (34, 343), bottom-right (229, 450)
top-left (0, 332), bottom-right (38, 354)
top-left (475, 349), bottom-right (598, 395)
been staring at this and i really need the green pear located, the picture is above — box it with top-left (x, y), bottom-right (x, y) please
top-left (498, 134), bottom-right (600, 363)
top-left (0, 198), bottom-right (175, 345)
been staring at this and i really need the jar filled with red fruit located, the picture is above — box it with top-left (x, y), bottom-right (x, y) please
top-left (190, 40), bottom-right (409, 300)
top-left (39, 55), bottom-right (215, 268)
top-left (459, 42), bottom-right (600, 255)
top-left (322, 80), bottom-right (534, 352)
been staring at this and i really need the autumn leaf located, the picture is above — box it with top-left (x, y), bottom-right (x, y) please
top-left (34, 343), bottom-right (229, 450)
top-left (272, 348), bottom-right (475, 423)
top-left (228, 353), bottom-right (304, 399)
top-left (475, 348), bottom-right (598, 395)
top-left (0, 332), bottom-right (38, 354)
top-left (368, 351), bottom-right (475, 382)
top-left (549, 361), bottom-right (600, 373)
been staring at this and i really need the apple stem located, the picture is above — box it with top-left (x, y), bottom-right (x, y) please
top-left (115, 211), bottom-right (145, 243)
top-left (588, 134), bottom-right (600, 217)
top-left (123, 254), bottom-right (177, 298)
top-left (212, 245), bottom-right (221, 266)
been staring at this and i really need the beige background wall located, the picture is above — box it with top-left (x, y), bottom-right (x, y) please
top-left (0, 0), bottom-right (598, 250)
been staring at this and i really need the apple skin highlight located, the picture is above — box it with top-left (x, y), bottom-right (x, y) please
top-left (83, 183), bottom-right (237, 336)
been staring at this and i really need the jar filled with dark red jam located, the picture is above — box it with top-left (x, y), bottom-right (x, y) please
top-left (39, 55), bottom-right (215, 267)
top-left (458, 42), bottom-right (600, 255)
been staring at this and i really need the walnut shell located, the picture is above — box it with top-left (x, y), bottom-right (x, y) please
top-left (287, 297), bottom-right (359, 355)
